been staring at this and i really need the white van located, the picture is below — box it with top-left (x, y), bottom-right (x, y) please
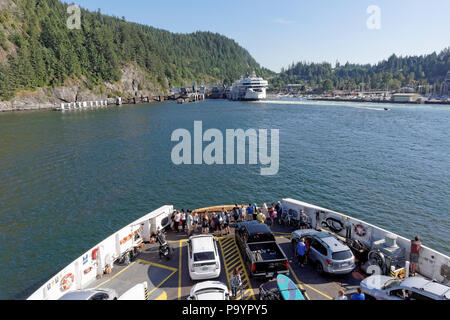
top-left (187, 235), bottom-right (221, 280)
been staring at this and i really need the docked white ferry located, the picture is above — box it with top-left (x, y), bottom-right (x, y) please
top-left (27, 199), bottom-right (450, 301)
top-left (230, 72), bottom-right (268, 101)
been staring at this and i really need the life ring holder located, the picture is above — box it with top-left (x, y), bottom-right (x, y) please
top-left (60, 273), bottom-right (75, 291)
top-left (354, 224), bottom-right (367, 237)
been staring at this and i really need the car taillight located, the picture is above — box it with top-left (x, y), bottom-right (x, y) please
top-left (216, 262), bottom-right (220, 269)
top-left (326, 259), bottom-right (333, 266)
top-left (285, 261), bottom-right (290, 269)
top-left (251, 264), bottom-right (256, 272)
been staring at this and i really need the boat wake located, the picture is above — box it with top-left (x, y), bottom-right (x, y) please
top-left (252, 99), bottom-right (387, 111)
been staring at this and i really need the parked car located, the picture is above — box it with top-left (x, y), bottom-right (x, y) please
top-left (291, 229), bottom-right (355, 275)
top-left (187, 235), bottom-right (221, 281)
top-left (59, 288), bottom-right (118, 300)
top-left (236, 221), bottom-right (289, 278)
top-left (361, 276), bottom-right (450, 300)
top-left (187, 281), bottom-right (230, 300)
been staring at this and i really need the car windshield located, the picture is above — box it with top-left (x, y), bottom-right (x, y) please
top-left (194, 251), bottom-right (215, 261)
top-left (332, 250), bottom-right (353, 260)
top-left (383, 279), bottom-right (402, 290)
top-left (248, 233), bottom-right (275, 243)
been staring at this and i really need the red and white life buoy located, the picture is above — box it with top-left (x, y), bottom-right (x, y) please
top-left (92, 248), bottom-right (99, 260)
top-left (354, 224), bottom-right (367, 237)
top-left (60, 273), bottom-right (74, 291)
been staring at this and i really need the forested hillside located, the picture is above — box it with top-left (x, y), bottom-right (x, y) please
top-left (0, 0), bottom-right (272, 101)
top-left (271, 49), bottom-right (450, 92)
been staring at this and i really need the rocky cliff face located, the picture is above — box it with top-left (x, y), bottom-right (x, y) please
top-left (0, 64), bottom-right (165, 112)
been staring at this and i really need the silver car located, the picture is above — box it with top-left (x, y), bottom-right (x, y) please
top-left (59, 288), bottom-right (118, 300)
top-left (361, 276), bottom-right (450, 300)
top-left (291, 229), bottom-right (355, 275)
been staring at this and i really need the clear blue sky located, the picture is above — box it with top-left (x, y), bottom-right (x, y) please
top-left (69, 0), bottom-right (450, 72)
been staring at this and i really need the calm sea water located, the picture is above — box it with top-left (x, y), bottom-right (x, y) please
top-left (0, 99), bottom-right (449, 299)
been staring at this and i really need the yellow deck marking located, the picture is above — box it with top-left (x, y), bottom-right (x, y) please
top-left (155, 291), bottom-right (167, 300)
top-left (168, 239), bottom-right (188, 244)
top-left (146, 268), bottom-right (177, 298)
top-left (94, 262), bottom-right (136, 289)
top-left (95, 259), bottom-right (178, 299)
top-left (219, 237), bottom-right (255, 300)
top-left (288, 264), bottom-right (332, 300)
top-left (178, 240), bottom-right (183, 300)
top-left (136, 259), bottom-right (178, 272)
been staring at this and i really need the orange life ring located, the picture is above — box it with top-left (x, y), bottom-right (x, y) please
top-left (60, 273), bottom-right (74, 291)
top-left (92, 248), bottom-right (99, 260)
top-left (354, 224), bottom-right (367, 237)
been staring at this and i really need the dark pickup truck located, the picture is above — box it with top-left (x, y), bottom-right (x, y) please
top-left (235, 221), bottom-right (290, 278)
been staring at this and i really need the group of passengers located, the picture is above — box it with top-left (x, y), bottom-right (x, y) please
top-left (170, 202), bottom-right (284, 236)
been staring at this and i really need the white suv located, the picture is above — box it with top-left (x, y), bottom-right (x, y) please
top-left (187, 235), bottom-right (221, 281)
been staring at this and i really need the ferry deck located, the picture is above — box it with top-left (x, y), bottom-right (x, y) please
top-left (29, 200), bottom-right (449, 301)
top-left (88, 217), bottom-right (364, 300)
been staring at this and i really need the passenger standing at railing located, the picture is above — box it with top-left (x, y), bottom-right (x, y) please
top-left (223, 210), bottom-right (231, 235)
top-left (193, 212), bottom-right (199, 234)
top-left (241, 205), bottom-right (246, 222)
top-left (201, 214), bottom-right (209, 234)
top-left (268, 203), bottom-right (275, 227)
top-left (186, 210), bottom-right (193, 236)
top-left (170, 211), bottom-right (177, 231)
top-left (275, 201), bottom-right (283, 225)
top-left (233, 204), bottom-right (240, 223)
top-left (181, 209), bottom-right (186, 232)
top-left (174, 211), bottom-right (181, 233)
top-left (262, 203), bottom-right (269, 221)
top-left (410, 236), bottom-right (422, 276)
top-left (247, 204), bottom-right (254, 220)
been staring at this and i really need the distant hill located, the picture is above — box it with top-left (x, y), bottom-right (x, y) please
top-left (271, 49), bottom-right (450, 93)
top-left (0, 0), bottom-right (273, 102)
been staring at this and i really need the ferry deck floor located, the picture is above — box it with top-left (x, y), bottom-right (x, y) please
top-left (88, 222), bottom-right (365, 300)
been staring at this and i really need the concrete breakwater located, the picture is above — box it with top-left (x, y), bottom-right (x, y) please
top-left (55, 100), bottom-right (110, 111)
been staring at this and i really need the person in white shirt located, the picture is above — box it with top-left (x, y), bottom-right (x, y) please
top-left (334, 290), bottom-right (348, 300)
top-left (262, 203), bottom-right (269, 220)
top-left (241, 205), bottom-right (246, 222)
top-left (174, 211), bottom-right (181, 233)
